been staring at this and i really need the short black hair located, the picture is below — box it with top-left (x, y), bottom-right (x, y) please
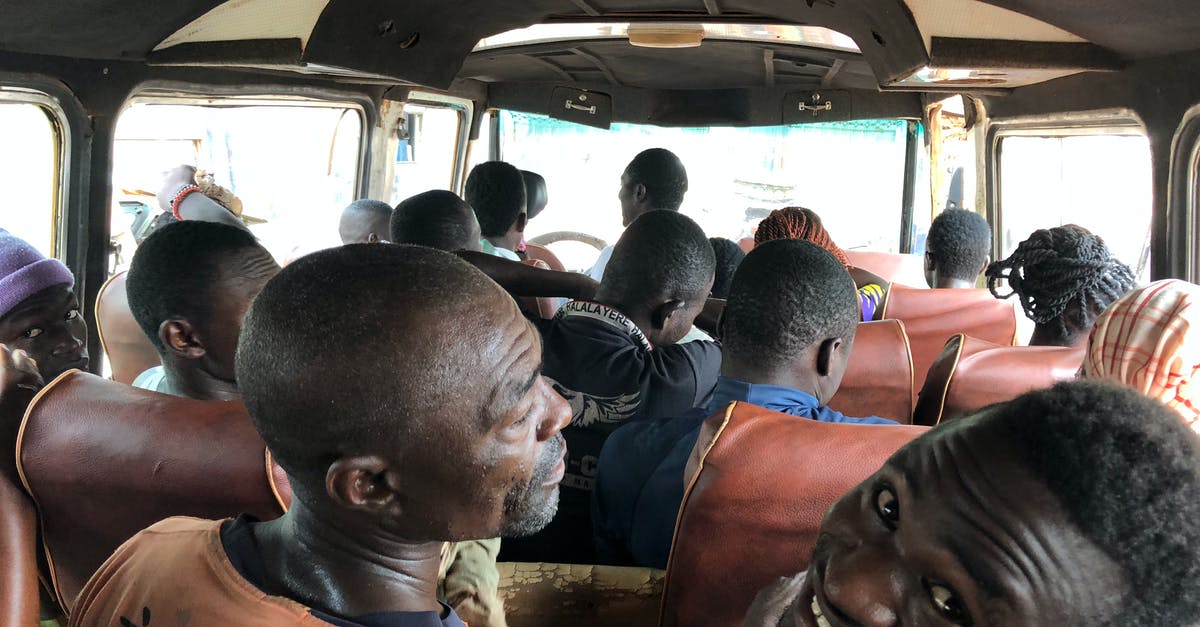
top-left (465, 161), bottom-right (526, 237)
top-left (390, 190), bottom-right (478, 251)
top-left (971, 380), bottom-right (1200, 626)
top-left (127, 220), bottom-right (271, 352)
top-left (236, 244), bottom-right (504, 502)
top-left (987, 225), bottom-right (1135, 337)
top-left (598, 210), bottom-right (714, 304)
top-left (342, 199), bottom-right (392, 220)
top-left (338, 199), bottom-right (393, 244)
top-left (709, 237), bottom-right (746, 300)
top-left (625, 148), bottom-right (688, 211)
top-left (926, 209), bottom-right (991, 281)
top-left (723, 239), bottom-right (858, 366)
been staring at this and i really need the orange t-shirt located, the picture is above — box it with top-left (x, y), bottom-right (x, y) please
top-left (69, 516), bottom-right (464, 626)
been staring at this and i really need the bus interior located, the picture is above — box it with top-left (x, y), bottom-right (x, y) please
top-left (2, 1), bottom-right (1200, 625)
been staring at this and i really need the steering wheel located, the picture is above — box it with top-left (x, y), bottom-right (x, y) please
top-left (528, 231), bottom-right (608, 251)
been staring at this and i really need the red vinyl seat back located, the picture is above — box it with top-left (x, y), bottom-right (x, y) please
top-left (880, 284), bottom-right (1017, 404)
top-left (844, 250), bottom-right (928, 288)
top-left (518, 259), bottom-right (562, 319)
top-left (0, 472), bottom-right (39, 627)
top-left (15, 371), bottom-right (291, 613)
top-left (94, 271), bottom-right (161, 385)
top-left (524, 243), bottom-right (566, 272)
top-left (913, 334), bottom-right (1085, 426)
top-left (660, 402), bottom-right (926, 627)
top-left (828, 320), bottom-right (913, 423)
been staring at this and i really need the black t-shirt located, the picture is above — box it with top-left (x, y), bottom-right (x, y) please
top-left (221, 516), bottom-right (466, 627)
top-left (500, 301), bottom-right (721, 564)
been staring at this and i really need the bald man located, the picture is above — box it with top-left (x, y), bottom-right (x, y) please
top-left (71, 245), bottom-right (572, 626)
top-left (338, 199), bottom-right (394, 244)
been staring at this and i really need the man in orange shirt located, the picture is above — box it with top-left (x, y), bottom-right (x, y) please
top-left (71, 244), bottom-right (572, 626)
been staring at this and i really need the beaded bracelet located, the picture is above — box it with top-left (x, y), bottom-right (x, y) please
top-left (170, 184), bottom-right (203, 220)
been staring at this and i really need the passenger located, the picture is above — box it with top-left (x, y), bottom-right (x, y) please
top-left (0, 229), bottom-right (88, 382)
top-left (742, 380), bottom-right (1200, 627)
top-left (126, 221), bottom-right (280, 401)
top-left (390, 190), bottom-right (483, 252)
top-left (501, 210), bottom-right (719, 564)
top-left (587, 148), bottom-right (688, 281)
top-left (465, 161), bottom-right (526, 260)
top-left (709, 237), bottom-right (746, 300)
top-left (338, 199), bottom-right (394, 245)
top-left (987, 225), bottom-right (1135, 347)
top-left (70, 244), bottom-right (571, 627)
top-left (593, 239), bottom-right (896, 569)
top-left (1082, 279), bottom-right (1200, 432)
top-left (924, 208), bottom-right (991, 289)
top-left (754, 207), bottom-right (888, 321)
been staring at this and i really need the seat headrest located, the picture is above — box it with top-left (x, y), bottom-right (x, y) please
top-left (843, 250), bottom-right (928, 288)
top-left (914, 335), bottom-right (1085, 425)
top-left (94, 271), bottom-right (161, 385)
top-left (15, 371), bottom-right (289, 612)
top-left (828, 319), bottom-right (914, 423)
top-left (521, 170), bottom-right (548, 221)
top-left (661, 401), bottom-right (926, 626)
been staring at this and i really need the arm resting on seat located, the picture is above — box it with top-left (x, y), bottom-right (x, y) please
top-left (459, 251), bottom-right (598, 300)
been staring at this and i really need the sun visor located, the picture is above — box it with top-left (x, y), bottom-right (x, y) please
top-left (783, 90), bottom-right (853, 124)
top-left (549, 87), bottom-right (612, 130)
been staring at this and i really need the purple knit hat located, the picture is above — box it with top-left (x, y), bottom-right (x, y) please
top-left (0, 229), bottom-right (75, 320)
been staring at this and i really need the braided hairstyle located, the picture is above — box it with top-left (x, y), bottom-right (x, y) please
top-left (753, 207), bottom-right (850, 267)
top-left (986, 225), bottom-right (1136, 341)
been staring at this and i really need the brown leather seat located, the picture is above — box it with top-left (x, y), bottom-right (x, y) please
top-left (94, 271), bottom-right (161, 385)
top-left (0, 472), bottom-right (39, 627)
top-left (879, 284), bottom-right (1017, 404)
top-left (15, 371), bottom-right (290, 613)
top-left (913, 334), bottom-right (1085, 426)
top-left (844, 250), bottom-right (928, 288)
top-left (828, 320), bottom-right (913, 423)
top-left (661, 402), bottom-right (926, 627)
top-left (518, 258), bottom-right (562, 319)
top-left (524, 243), bottom-right (566, 272)
top-left (498, 562), bottom-right (664, 627)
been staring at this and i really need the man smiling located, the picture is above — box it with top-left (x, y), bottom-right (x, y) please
top-left (742, 380), bottom-right (1200, 627)
top-left (72, 245), bottom-right (572, 626)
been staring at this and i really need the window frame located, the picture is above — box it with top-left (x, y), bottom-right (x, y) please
top-left (0, 86), bottom-right (71, 259)
top-left (987, 109), bottom-right (1151, 274)
top-left (1168, 102), bottom-right (1200, 282)
top-left (401, 91), bottom-right (473, 194)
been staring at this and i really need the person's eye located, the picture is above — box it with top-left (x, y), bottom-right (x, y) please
top-left (65, 308), bottom-right (81, 321)
top-left (927, 581), bottom-right (971, 625)
top-left (22, 327), bottom-right (44, 339)
top-left (873, 485), bottom-right (899, 529)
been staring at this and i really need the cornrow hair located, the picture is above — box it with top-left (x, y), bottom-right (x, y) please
top-left (986, 225), bottom-right (1136, 338)
top-left (753, 207), bottom-right (850, 267)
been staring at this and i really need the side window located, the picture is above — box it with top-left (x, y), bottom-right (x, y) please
top-left (110, 101), bottom-right (363, 269)
top-left (390, 102), bottom-right (464, 205)
top-left (997, 131), bottom-right (1152, 281)
top-left (0, 98), bottom-right (62, 257)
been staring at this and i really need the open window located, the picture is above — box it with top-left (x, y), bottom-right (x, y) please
top-left (110, 97), bottom-right (364, 268)
top-left (993, 119), bottom-right (1152, 282)
top-left (390, 96), bottom-right (470, 205)
top-left (0, 90), bottom-right (65, 258)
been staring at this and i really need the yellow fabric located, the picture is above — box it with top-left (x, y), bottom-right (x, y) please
top-left (439, 539), bottom-right (506, 627)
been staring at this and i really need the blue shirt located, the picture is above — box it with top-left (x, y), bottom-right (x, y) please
top-left (591, 376), bottom-right (896, 568)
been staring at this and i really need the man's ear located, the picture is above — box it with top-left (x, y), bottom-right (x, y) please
top-left (651, 299), bottom-right (687, 331)
top-left (979, 256), bottom-right (991, 276)
top-left (159, 319), bottom-right (205, 359)
top-left (367, 232), bottom-right (380, 244)
top-left (815, 337), bottom-right (844, 377)
top-left (924, 251), bottom-right (935, 272)
top-left (634, 182), bottom-right (648, 205)
top-left (327, 455), bottom-right (400, 511)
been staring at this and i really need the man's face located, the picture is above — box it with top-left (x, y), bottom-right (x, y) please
top-left (197, 250), bottom-right (280, 381)
top-left (0, 284), bottom-right (88, 381)
top-left (618, 171), bottom-right (641, 227)
top-left (789, 418), bottom-right (1124, 627)
top-left (396, 298), bottom-right (572, 541)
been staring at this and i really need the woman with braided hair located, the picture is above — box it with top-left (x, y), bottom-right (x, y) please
top-left (986, 225), bottom-right (1136, 347)
top-left (754, 207), bottom-right (888, 320)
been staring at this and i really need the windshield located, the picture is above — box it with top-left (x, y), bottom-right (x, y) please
top-left (497, 110), bottom-right (911, 268)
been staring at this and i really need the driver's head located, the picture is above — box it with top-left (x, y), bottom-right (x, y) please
top-left (597, 210), bottom-right (714, 346)
top-left (618, 148), bottom-right (688, 227)
top-left (792, 380), bottom-right (1200, 627)
top-left (338, 199), bottom-right (394, 245)
top-left (0, 229), bottom-right (87, 381)
top-left (236, 244), bottom-right (571, 541)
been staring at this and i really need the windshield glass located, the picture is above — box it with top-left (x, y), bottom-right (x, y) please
top-left (497, 110), bottom-right (910, 269)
